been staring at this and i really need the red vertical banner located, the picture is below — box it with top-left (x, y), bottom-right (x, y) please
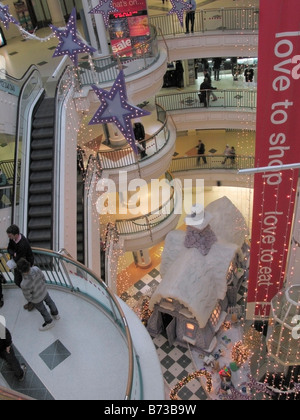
top-left (247, 0), bottom-right (300, 320)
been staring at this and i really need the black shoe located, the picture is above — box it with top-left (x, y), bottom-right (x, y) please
top-left (18, 364), bottom-right (27, 382)
top-left (0, 299), bottom-right (3, 308)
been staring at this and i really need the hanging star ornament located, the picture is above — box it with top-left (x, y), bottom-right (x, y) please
top-left (0, 3), bottom-right (19, 29)
top-left (168, 0), bottom-right (192, 27)
top-left (50, 8), bottom-right (96, 67)
top-left (89, 0), bottom-right (120, 28)
top-left (89, 70), bottom-right (150, 154)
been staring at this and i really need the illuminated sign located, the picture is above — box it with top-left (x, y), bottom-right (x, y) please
top-left (109, 0), bottom-right (150, 58)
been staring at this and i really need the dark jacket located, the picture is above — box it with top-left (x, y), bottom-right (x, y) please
top-left (197, 142), bottom-right (205, 155)
top-left (0, 328), bottom-right (12, 353)
top-left (7, 234), bottom-right (34, 266)
top-left (134, 123), bottom-right (145, 140)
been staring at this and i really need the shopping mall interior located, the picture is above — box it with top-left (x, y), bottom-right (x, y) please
top-left (0, 0), bottom-right (299, 401)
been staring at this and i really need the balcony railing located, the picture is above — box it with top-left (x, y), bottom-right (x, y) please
top-left (97, 104), bottom-right (170, 170)
top-left (150, 7), bottom-right (259, 37)
top-left (115, 172), bottom-right (176, 237)
top-left (0, 248), bottom-right (142, 400)
top-left (169, 154), bottom-right (255, 173)
top-left (156, 89), bottom-right (257, 112)
top-left (78, 26), bottom-right (160, 88)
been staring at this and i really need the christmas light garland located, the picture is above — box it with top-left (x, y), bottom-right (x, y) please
top-left (170, 369), bottom-right (213, 400)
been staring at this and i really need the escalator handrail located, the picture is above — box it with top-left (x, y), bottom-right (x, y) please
top-left (12, 65), bottom-right (44, 225)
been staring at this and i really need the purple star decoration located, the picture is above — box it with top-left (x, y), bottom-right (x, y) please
top-left (50, 8), bottom-right (96, 66)
top-left (0, 3), bottom-right (19, 29)
top-left (89, 70), bottom-right (150, 154)
top-left (168, 0), bottom-right (192, 27)
top-left (89, 0), bottom-right (120, 28)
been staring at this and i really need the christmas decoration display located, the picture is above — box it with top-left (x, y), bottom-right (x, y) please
top-left (50, 8), bottom-right (96, 66)
top-left (0, 3), bottom-right (18, 29)
top-left (231, 341), bottom-right (251, 367)
top-left (168, 0), bottom-right (192, 27)
top-left (133, 296), bottom-right (153, 326)
top-left (170, 369), bottom-right (213, 400)
top-left (89, 0), bottom-right (120, 28)
top-left (89, 70), bottom-right (150, 154)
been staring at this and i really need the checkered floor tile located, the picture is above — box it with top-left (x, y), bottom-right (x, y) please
top-left (121, 265), bottom-right (248, 400)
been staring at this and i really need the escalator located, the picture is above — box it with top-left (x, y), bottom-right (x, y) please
top-left (27, 94), bottom-right (86, 262)
top-left (27, 96), bottom-right (55, 249)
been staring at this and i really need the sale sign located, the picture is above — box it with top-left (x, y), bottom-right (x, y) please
top-left (109, 0), bottom-right (150, 58)
top-left (247, 0), bottom-right (300, 320)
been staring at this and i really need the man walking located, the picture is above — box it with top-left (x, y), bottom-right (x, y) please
top-left (17, 259), bottom-right (60, 332)
top-left (196, 140), bottom-right (207, 165)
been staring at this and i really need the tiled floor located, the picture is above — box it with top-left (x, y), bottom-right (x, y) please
top-left (122, 263), bottom-right (248, 400)
top-left (0, 346), bottom-right (54, 400)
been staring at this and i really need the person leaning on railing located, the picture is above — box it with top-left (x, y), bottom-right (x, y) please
top-left (0, 169), bottom-right (8, 209)
top-left (199, 77), bottom-right (211, 108)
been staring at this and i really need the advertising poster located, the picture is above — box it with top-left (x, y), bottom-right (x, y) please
top-left (247, 0), bottom-right (300, 320)
top-left (109, 0), bottom-right (150, 57)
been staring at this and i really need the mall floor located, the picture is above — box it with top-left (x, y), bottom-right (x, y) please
top-left (0, 1), bottom-right (258, 400)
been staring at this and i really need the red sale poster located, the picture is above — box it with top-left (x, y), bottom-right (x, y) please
top-left (247, 0), bottom-right (300, 320)
top-left (109, 0), bottom-right (150, 57)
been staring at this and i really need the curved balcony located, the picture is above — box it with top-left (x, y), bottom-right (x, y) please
top-left (114, 173), bottom-right (181, 252)
top-left (169, 154), bottom-right (255, 188)
top-left (156, 89), bottom-right (257, 131)
top-left (151, 7), bottom-right (259, 37)
top-left (77, 26), bottom-right (168, 105)
top-left (151, 7), bottom-right (259, 61)
top-left (0, 249), bottom-right (164, 400)
top-left (97, 104), bottom-right (176, 184)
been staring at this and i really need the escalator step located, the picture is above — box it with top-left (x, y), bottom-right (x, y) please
top-left (30, 161), bottom-right (53, 171)
top-left (31, 139), bottom-right (54, 150)
top-left (29, 194), bottom-right (52, 206)
top-left (30, 242), bottom-right (52, 251)
top-left (30, 171), bottom-right (52, 183)
top-left (31, 149), bottom-right (53, 161)
top-left (32, 127), bottom-right (54, 140)
top-left (32, 117), bottom-right (54, 129)
top-left (29, 206), bottom-right (52, 217)
top-left (30, 182), bottom-right (52, 194)
top-left (34, 99), bottom-right (55, 119)
top-left (28, 217), bottom-right (52, 230)
top-left (28, 229), bottom-right (51, 242)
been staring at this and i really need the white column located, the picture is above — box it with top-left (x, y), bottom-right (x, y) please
top-left (133, 249), bottom-right (152, 269)
top-left (107, 124), bottom-right (127, 148)
top-left (82, 0), bottom-right (110, 56)
top-left (46, 0), bottom-right (65, 27)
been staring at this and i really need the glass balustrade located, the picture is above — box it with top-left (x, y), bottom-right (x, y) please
top-left (150, 7), bottom-right (259, 37)
top-left (0, 248), bottom-right (142, 400)
top-left (97, 104), bottom-right (169, 170)
top-left (78, 25), bottom-right (160, 88)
